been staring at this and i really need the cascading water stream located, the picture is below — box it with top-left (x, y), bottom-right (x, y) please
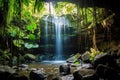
top-left (43, 2), bottom-right (70, 60)
top-left (54, 16), bottom-right (70, 60)
top-left (45, 16), bottom-right (49, 43)
top-left (55, 17), bottom-right (63, 60)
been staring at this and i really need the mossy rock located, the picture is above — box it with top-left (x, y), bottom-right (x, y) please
top-left (24, 53), bottom-right (36, 61)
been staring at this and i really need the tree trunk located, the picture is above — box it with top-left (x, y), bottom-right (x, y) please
top-left (92, 6), bottom-right (98, 51)
top-left (92, 29), bottom-right (97, 51)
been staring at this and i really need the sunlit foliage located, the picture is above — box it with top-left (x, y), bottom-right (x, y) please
top-left (54, 2), bottom-right (77, 16)
top-left (0, 0), bottom-right (112, 65)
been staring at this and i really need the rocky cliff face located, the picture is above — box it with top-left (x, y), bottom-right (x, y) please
top-left (92, 8), bottom-right (120, 52)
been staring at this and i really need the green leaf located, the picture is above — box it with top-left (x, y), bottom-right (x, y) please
top-left (24, 43), bottom-right (39, 49)
top-left (22, 0), bottom-right (29, 6)
top-left (4, 53), bottom-right (10, 59)
top-left (28, 34), bottom-right (36, 40)
top-left (7, 26), bottom-right (17, 37)
top-left (26, 23), bottom-right (36, 33)
top-left (26, 25), bottom-right (33, 31)
top-left (74, 61), bottom-right (80, 65)
top-left (9, 29), bottom-right (17, 37)
top-left (13, 39), bottom-right (24, 47)
top-left (34, 0), bottom-right (44, 12)
top-left (89, 53), bottom-right (95, 61)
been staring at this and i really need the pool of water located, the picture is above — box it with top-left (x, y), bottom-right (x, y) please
top-left (40, 60), bottom-right (66, 65)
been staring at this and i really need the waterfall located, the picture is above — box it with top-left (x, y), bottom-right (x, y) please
top-left (54, 16), bottom-right (70, 60)
top-left (55, 17), bottom-right (63, 60)
top-left (44, 16), bottom-right (49, 52)
top-left (43, 2), bottom-right (70, 60)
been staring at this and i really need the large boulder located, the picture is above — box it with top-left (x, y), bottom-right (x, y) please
top-left (95, 64), bottom-right (106, 78)
top-left (0, 65), bottom-right (15, 73)
top-left (29, 69), bottom-right (47, 80)
top-left (0, 65), bottom-right (15, 80)
top-left (66, 53), bottom-right (81, 63)
top-left (73, 70), bottom-right (82, 80)
top-left (19, 64), bottom-right (29, 70)
top-left (59, 64), bottom-right (70, 75)
top-left (81, 51), bottom-right (91, 63)
top-left (61, 74), bottom-right (73, 80)
top-left (24, 53), bottom-right (36, 62)
top-left (92, 53), bottom-right (113, 68)
top-left (96, 64), bottom-right (120, 80)
top-left (73, 69), bottom-right (95, 80)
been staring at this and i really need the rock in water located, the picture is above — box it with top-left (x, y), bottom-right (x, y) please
top-left (29, 69), bottom-right (47, 80)
top-left (59, 64), bottom-right (70, 75)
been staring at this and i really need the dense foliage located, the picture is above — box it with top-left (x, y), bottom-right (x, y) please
top-left (0, 0), bottom-right (114, 66)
